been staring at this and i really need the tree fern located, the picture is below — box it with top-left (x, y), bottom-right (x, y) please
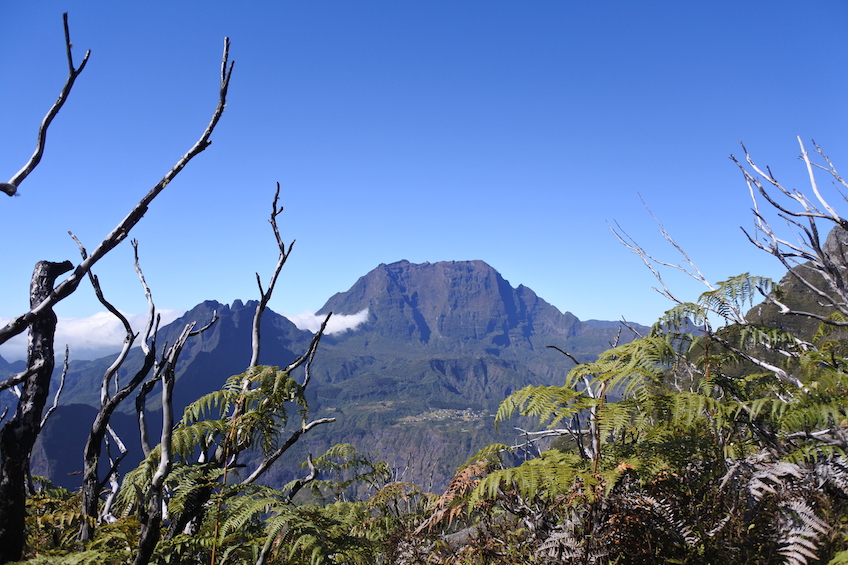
top-left (656, 274), bottom-right (775, 329)
top-left (471, 450), bottom-right (596, 506)
top-left (495, 384), bottom-right (588, 430)
top-left (566, 335), bottom-right (673, 397)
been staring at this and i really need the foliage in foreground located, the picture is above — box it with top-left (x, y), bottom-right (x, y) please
top-left (419, 273), bottom-right (848, 565)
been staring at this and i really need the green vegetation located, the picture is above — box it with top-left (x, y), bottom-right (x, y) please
top-left (421, 273), bottom-right (848, 564)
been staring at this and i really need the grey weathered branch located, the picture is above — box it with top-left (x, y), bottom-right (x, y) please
top-left (40, 345), bottom-right (68, 429)
top-left (241, 417), bottom-right (336, 485)
top-left (134, 314), bottom-right (216, 565)
top-left (250, 183), bottom-right (295, 368)
top-left (285, 312), bottom-right (332, 389)
top-left (135, 377), bottom-right (158, 460)
top-left (286, 453), bottom-right (319, 500)
top-left (0, 360), bottom-right (45, 394)
top-left (710, 332), bottom-right (802, 388)
top-left (610, 196), bottom-right (716, 304)
top-left (4, 13), bottom-right (91, 196)
top-left (70, 231), bottom-right (139, 403)
top-left (737, 138), bottom-right (848, 326)
top-left (0, 37), bottom-right (234, 347)
top-left (99, 424), bottom-right (128, 524)
top-left (134, 238), bottom-right (162, 460)
top-left (546, 345), bottom-right (580, 365)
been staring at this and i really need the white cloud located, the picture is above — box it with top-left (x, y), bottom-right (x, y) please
top-left (286, 309), bottom-right (369, 335)
top-left (0, 309), bottom-right (183, 362)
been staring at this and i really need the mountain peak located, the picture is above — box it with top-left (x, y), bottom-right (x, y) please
top-left (317, 260), bottom-right (578, 349)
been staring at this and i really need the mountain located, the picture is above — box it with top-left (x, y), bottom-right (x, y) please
top-left (0, 354), bottom-right (26, 379)
top-left (48, 299), bottom-right (313, 413)
top-left (284, 260), bottom-right (646, 489)
top-left (308, 260), bottom-right (638, 408)
top-left (27, 260), bottom-right (647, 491)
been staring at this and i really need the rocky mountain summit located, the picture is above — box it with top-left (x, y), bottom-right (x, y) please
top-left (319, 259), bottom-right (583, 348)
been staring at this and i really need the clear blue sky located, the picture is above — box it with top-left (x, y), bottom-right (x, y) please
top-left (2, 1), bottom-right (847, 360)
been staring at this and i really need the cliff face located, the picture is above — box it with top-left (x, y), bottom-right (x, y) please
top-left (319, 259), bottom-right (583, 352)
top-left (331, 259), bottom-right (637, 350)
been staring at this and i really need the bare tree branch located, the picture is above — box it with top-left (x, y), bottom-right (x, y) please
top-left (285, 453), bottom-right (319, 501)
top-left (5, 13), bottom-right (91, 195)
top-left (619, 319), bottom-right (645, 339)
top-left (284, 312), bottom-right (332, 389)
top-left (136, 377), bottom-right (158, 460)
top-left (242, 418), bottom-right (336, 485)
top-left (0, 38), bottom-right (234, 346)
top-left (133, 238), bottom-right (162, 460)
top-left (99, 425), bottom-right (128, 525)
top-left (737, 139), bottom-right (848, 325)
top-left (799, 136), bottom-right (842, 223)
top-left (546, 345), bottom-right (580, 365)
top-left (189, 313), bottom-right (219, 336)
top-left (70, 231), bottom-right (139, 403)
top-left (0, 360), bottom-right (45, 394)
top-left (78, 240), bottom-right (158, 541)
top-left (40, 345), bottom-right (68, 429)
top-left (135, 313), bottom-right (216, 565)
top-left (251, 183), bottom-right (295, 367)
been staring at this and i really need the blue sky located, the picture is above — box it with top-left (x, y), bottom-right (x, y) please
top-left (2, 1), bottom-right (847, 360)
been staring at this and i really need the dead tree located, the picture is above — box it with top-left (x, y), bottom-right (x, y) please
top-left (0, 261), bottom-right (72, 562)
top-left (736, 137), bottom-right (848, 326)
top-left (1, 14), bottom-right (89, 198)
top-left (156, 187), bottom-right (334, 552)
top-left (0, 15), bottom-right (233, 562)
top-left (611, 137), bottom-right (848, 394)
top-left (251, 183), bottom-right (294, 368)
top-left (134, 316), bottom-right (217, 565)
top-left (77, 241), bottom-right (158, 542)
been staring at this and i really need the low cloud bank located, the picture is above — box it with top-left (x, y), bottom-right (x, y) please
top-left (285, 309), bottom-right (369, 335)
top-left (0, 308), bottom-right (368, 363)
top-left (0, 309), bottom-right (183, 362)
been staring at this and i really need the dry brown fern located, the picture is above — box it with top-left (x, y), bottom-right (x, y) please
top-left (415, 460), bottom-right (489, 534)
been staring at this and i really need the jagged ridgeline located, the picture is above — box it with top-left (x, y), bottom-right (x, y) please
top-left (13, 260), bottom-right (646, 491)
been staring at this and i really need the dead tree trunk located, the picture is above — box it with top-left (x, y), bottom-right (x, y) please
top-left (79, 348), bottom-right (155, 541)
top-left (0, 260), bottom-right (72, 563)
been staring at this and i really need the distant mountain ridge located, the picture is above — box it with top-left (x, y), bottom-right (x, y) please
top-left (11, 259), bottom-right (648, 491)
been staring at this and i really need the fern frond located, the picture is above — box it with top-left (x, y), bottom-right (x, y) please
top-left (777, 498), bottom-right (831, 565)
top-left (748, 461), bottom-right (805, 500)
top-left (416, 460), bottom-right (489, 533)
top-left (702, 273), bottom-right (776, 321)
top-left (471, 450), bottom-right (593, 506)
top-left (567, 336), bottom-right (673, 397)
top-left (495, 385), bottom-right (586, 429)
